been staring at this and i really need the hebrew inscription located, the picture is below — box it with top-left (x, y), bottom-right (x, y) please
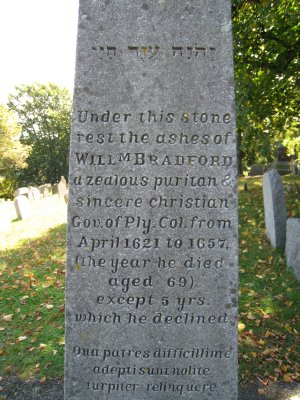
top-left (65, 1), bottom-right (238, 400)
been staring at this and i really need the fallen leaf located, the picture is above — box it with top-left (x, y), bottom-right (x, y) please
top-left (3, 314), bottom-right (13, 322)
top-left (283, 374), bottom-right (293, 383)
top-left (258, 339), bottom-right (266, 346)
top-left (18, 336), bottom-right (27, 341)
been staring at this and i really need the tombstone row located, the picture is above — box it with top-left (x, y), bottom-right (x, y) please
top-left (263, 169), bottom-right (300, 282)
top-left (0, 177), bottom-right (68, 229)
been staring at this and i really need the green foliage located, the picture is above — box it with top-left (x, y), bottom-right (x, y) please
top-left (7, 83), bottom-right (72, 186)
top-left (233, 0), bottom-right (300, 172)
top-left (0, 105), bottom-right (31, 198)
top-left (0, 177), bottom-right (17, 200)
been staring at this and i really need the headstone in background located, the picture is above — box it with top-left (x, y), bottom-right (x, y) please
top-left (14, 187), bottom-right (30, 199)
top-left (58, 177), bottom-right (67, 199)
top-left (65, 1), bottom-right (238, 400)
top-left (286, 218), bottom-right (300, 282)
top-left (271, 143), bottom-right (291, 175)
top-left (38, 184), bottom-right (52, 197)
top-left (290, 161), bottom-right (298, 175)
top-left (29, 187), bottom-right (41, 201)
top-left (60, 176), bottom-right (67, 186)
top-left (248, 164), bottom-right (265, 177)
top-left (263, 170), bottom-right (287, 248)
top-left (14, 195), bottom-right (32, 220)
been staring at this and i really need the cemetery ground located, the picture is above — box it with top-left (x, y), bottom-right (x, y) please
top-left (0, 178), bottom-right (299, 399)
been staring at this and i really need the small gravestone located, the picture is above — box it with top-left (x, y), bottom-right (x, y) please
top-left (65, 2), bottom-right (238, 400)
top-left (29, 187), bottom-right (41, 201)
top-left (248, 164), bottom-right (264, 176)
top-left (271, 144), bottom-right (291, 175)
top-left (14, 187), bottom-right (30, 199)
top-left (58, 177), bottom-right (67, 199)
top-left (286, 218), bottom-right (300, 282)
top-left (263, 170), bottom-right (287, 248)
top-left (60, 175), bottom-right (67, 186)
top-left (14, 195), bottom-right (32, 220)
top-left (39, 184), bottom-right (52, 197)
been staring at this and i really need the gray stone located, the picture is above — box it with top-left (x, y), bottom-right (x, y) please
top-left (248, 164), bottom-right (265, 176)
top-left (58, 177), bottom-right (67, 199)
top-left (290, 162), bottom-right (298, 175)
top-left (65, 2), bottom-right (238, 400)
top-left (38, 184), bottom-right (52, 197)
top-left (270, 160), bottom-right (291, 175)
top-left (60, 175), bottom-right (67, 186)
top-left (285, 218), bottom-right (300, 282)
top-left (263, 170), bottom-right (287, 248)
top-left (14, 195), bottom-right (32, 220)
top-left (29, 187), bottom-right (41, 201)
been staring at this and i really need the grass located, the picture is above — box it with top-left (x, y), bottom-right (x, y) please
top-left (0, 178), bottom-right (299, 384)
top-left (238, 175), bottom-right (300, 384)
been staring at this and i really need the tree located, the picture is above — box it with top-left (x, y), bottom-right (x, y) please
top-left (232, 0), bottom-right (300, 173)
top-left (8, 83), bottom-right (72, 185)
top-left (0, 105), bottom-right (31, 198)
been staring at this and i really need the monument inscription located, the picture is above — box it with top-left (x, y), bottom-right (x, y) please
top-left (65, 1), bottom-right (238, 399)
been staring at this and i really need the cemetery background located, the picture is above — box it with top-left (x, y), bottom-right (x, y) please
top-left (0, 0), bottom-right (299, 399)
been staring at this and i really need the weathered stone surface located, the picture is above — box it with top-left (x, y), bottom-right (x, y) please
top-left (286, 218), bottom-right (300, 282)
top-left (58, 177), bottom-right (67, 199)
top-left (60, 176), bottom-right (67, 186)
top-left (263, 170), bottom-right (287, 248)
top-left (14, 195), bottom-right (32, 220)
top-left (65, 1), bottom-right (238, 400)
top-left (29, 187), bottom-right (41, 201)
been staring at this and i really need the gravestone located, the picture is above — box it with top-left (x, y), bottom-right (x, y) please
top-left (286, 218), bottom-right (300, 282)
top-left (14, 195), bottom-right (32, 220)
top-left (14, 187), bottom-right (30, 199)
top-left (263, 170), bottom-right (287, 248)
top-left (39, 184), bottom-right (52, 197)
top-left (248, 164), bottom-right (264, 177)
top-left (65, 2), bottom-right (238, 400)
top-left (60, 176), bottom-right (67, 186)
top-left (29, 187), bottom-right (41, 201)
top-left (58, 176), bottom-right (67, 199)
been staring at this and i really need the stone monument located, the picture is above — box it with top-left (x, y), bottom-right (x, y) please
top-left (263, 170), bottom-right (287, 248)
top-left (65, 1), bottom-right (238, 399)
top-left (14, 195), bottom-right (32, 220)
top-left (286, 218), bottom-right (300, 282)
top-left (58, 176), bottom-right (68, 199)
